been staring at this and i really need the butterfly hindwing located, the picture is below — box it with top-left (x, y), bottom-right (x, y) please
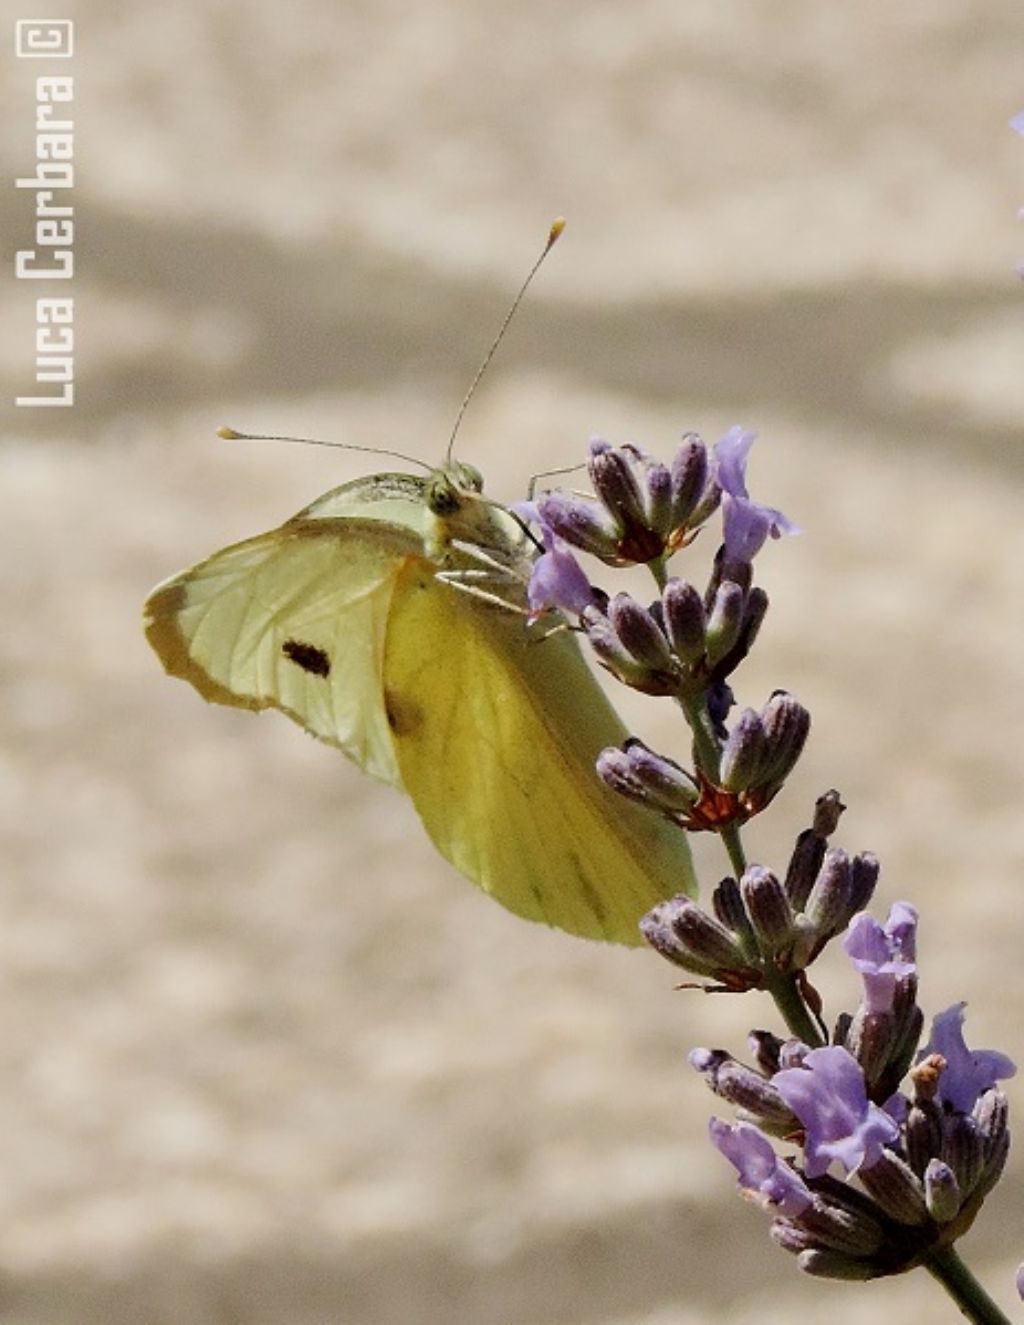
top-left (382, 557), bottom-right (694, 944)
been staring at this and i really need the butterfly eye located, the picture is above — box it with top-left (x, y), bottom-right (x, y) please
top-left (425, 472), bottom-right (464, 516)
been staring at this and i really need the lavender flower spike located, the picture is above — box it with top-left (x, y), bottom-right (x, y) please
top-left (918, 1003), bottom-right (1016, 1113)
top-left (1011, 110), bottom-right (1024, 135)
top-left (774, 1046), bottom-right (899, 1178)
top-left (709, 1118), bottom-right (812, 1217)
top-left (842, 902), bottom-right (918, 1015)
top-left (714, 426), bottom-right (798, 563)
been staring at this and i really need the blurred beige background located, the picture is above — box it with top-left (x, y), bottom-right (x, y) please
top-left (1, 2), bottom-right (1023, 1321)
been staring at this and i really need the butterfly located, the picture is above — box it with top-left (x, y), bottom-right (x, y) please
top-left (144, 453), bottom-right (697, 943)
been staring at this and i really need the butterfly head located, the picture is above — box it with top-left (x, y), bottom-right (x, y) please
top-left (425, 461), bottom-right (485, 517)
top-left (420, 460), bottom-right (535, 577)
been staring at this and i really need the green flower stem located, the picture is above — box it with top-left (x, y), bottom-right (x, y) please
top-left (720, 823), bottom-right (747, 878)
top-left (649, 555), bottom-right (669, 593)
top-left (679, 692), bottom-right (721, 782)
top-left (761, 968), bottom-right (825, 1047)
top-left (678, 678), bottom-right (824, 1048)
top-left (922, 1245), bottom-right (1012, 1325)
top-left (677, 692), bottom-right (751, 881)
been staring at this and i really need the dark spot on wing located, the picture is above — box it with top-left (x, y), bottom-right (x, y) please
top-left (282, 639), bottom-right (331, 678)
top-left (384, 688), bottom-right (423, 738)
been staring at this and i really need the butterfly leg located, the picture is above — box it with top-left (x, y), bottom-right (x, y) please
top-left (436, 567), bottom-right (531, 616)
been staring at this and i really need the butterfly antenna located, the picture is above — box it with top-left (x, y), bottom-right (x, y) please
top-left (526, 459), bottom-right (587, 500)
top-left (216, 426), bottom-right (431, 473)
top-left (445, 217), bottom-right (565, 464)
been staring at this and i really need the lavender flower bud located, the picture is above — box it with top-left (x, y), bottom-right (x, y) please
top-left (698, 552), bottom-right (770, 685)
top-left (803, 848), bottom-right (853, 938)
top-left (843, 1009), bottom-right (901, 1095)
top-left (661, 578), bottom-right (706, 663)
top-left (643, 460), bottom-right (673, 538)
top-left (587, 440), bottom-right (665, 563)
top-left (793, 1248), bottom-right (878, 1281)
top-left (669, 433), bottom-right (714, 532)
top-left (975, 1087), bottom-right (1010, 1167)
top-left (588, 439), bottom-right (645, 523)
top-left (740, 866), bottom-right (796, 958)
top-left (704, 581), bottom-right (745, 667)
top-left (905, 1098), bottom-right (944, 1177)
top-left (812, 789), bottom-right (846, 836)
top-left (719, 709), bottom-right (768, 793)
top-left (582, 604), bottom-right (678, 695)
top-left (758, 691), bottom-right (811, 786)
top-left (942, 1113), bottom-right (985, 1197)
top-left (688, 1049), bottom-right (797, 1130)
top-left (532, 491), bottom-right (621, 561)
top-left (708, 875), bottom-right (742, 929)
top-left (788, 914), bottom-right (820, 970)
top-left (595, 742), bottom-right (698, 820)
top-left (737, 585), bottom-right (769, 656)
top-left (607, 593), bottom-right (676, 673)
top-left (702, 696), bottom-right (810, 830)
top-left (847, 852), bottom-right (880, 915)
top-left (798, 848), bottom-right (884, 972)
top-left (782, 792), bottom-right (845, 913)
top-left (924, 1160), bottom-right (961, 1224)
top-left (790, 1188), bottom-right (890, 1258)
top-left (972, 1094), bottom-right (1010, 1206)
top-left (785, 830), bottom-right (829, 913)
top-left (581, 606), bottom-right (651, 689)
top-left (642, 895), bottom-right (759, 986)
top-left (857, 1150), bottom-right (929, 1226)
top-left (885, 999), bottom-right (925, 1097)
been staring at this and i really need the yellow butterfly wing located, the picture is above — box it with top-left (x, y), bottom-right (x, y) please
top-left (382, 556), bottom-right (696, 943)
top-left (145, 469), bottom-right (696, 943)
top-left (145, 516), bottom-right (424, 786)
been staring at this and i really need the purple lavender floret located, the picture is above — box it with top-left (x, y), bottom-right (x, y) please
top-left (709, 1118), bottom-right (812, 1217)
top-left (513, 503), bottom-right (597, 618)
top-left (774, 1046), bottom-right (900, 1178)
top-left (842, 902), bottom-right (918, 1015)
top-left (918, 1003), bottom-right (1016, 1113)
top-left (714, 426), bottom-right (799, 563)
